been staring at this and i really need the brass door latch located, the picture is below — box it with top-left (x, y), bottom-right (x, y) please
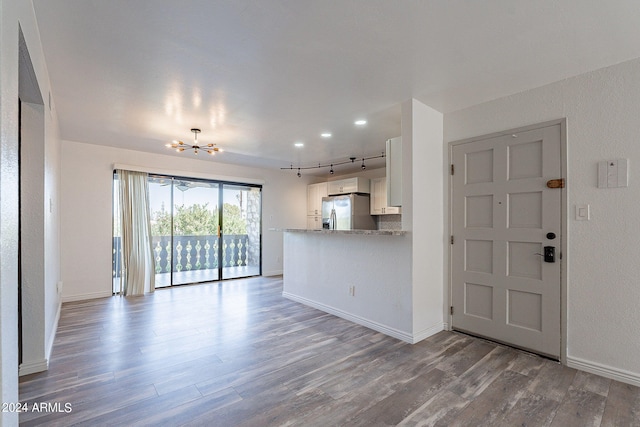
top-left (546, 179), bottom-right (565, 189)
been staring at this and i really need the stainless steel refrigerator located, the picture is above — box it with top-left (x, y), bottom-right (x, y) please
top-left (321, 194), bottom-right (376, 230)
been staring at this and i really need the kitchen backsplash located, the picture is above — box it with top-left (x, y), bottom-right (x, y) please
top-left (376, 214), bottom-right (402, 230)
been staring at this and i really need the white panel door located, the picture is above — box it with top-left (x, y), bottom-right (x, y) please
top-left (451, 124), bottom-right (562, 358)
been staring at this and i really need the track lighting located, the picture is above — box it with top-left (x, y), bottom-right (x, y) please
top-left (281, 152), bottom-right (385, 177)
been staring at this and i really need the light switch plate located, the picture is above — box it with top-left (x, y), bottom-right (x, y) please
top-left (575, 204), bottom-right (590, 221)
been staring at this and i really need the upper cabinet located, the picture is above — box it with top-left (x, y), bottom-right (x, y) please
top-left (370, 177), bottom-right (401, 215)
top-left (327, 177), bottom-right (370, 195)
top-left (307, 182), bottom-right (327, 216)
top-left (386, 136), bottom-right (402, 207)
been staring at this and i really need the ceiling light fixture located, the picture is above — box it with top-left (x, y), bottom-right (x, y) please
top-left (321, 132), bottom-right (332, 138)
top-left (361, 159), bottom-right (366, 170)
top-left (354, 120), bottom-right (367, 126)
top-left (294, 142), bottom-right (304, 147)
top-left (166, 128), bottom-right (223, 156)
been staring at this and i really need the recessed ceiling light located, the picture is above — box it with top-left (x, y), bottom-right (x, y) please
top-left (294, 142), bottom-right (304, 147)
top-left (354, 120), bottom-right (367, 126)
top-left (321, 132), bottom-right (332, 138)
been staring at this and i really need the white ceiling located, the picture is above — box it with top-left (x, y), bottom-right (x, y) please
top-left (33, 0), bottom-right (640, 175)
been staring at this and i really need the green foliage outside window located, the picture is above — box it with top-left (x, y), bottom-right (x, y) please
top-left (151, 202), bottom-right (247, 236)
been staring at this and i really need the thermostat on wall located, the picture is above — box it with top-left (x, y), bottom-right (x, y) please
top-left (598, 159), bottom-right (628, 188)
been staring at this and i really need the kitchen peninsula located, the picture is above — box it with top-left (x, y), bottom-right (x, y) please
top-left (280, 228), bottom-right (406, 235)
top-left (280, 227), bottom-right (420, 343)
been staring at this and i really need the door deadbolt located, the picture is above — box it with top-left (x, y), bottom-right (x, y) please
top-left (535, 246), bottom-right (556, 263)
top-left (546, 232), bottom-right (556, 240)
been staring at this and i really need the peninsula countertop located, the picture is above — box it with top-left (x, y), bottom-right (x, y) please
top-left (271, 228), bottom-right (408, 236)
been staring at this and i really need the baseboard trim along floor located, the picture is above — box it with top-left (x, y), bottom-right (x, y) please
top-left (567, 355), bottom-right (640, 388)
top-left (283, 291), bottom-right (422, 343)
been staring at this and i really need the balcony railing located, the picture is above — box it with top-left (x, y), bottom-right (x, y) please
top-left (113, 234), bottom-right (250, 279)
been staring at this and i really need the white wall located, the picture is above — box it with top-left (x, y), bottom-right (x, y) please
top-left (0, 0), bottom-right (21, 415)
top-left (43, 94), bottom-right (62, 366)
top-left (60, 140), bottom-right (308, 301)
top-left (398, 99), bottom-right (445, 339)
top-left (405, 100), bottom-right (445, 337)
top-left (1, 0), bottom-right (62, 422)
top-left (283, 232), bottom-right (414, 340)
top-left (445, 57), bottom-right (640, 384)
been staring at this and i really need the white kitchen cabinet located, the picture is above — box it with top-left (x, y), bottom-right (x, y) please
top-left (386, 136), bottom-right (402, 207)
top-left (370, 177), bottom-right (401, 215)
top-left (327, 177), bottom-right (370, 195)
top-left (307, 182), bottom-right (327, 216)
top-left (306, 215), bottom-right (323, 230)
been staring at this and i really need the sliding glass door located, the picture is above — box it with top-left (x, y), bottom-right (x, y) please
top-left (170, 180), bottom-right (220, 285)
top-left (222, 184), bottom-right (262, 279)
top-left (143, 175), bottom-right (261, 288)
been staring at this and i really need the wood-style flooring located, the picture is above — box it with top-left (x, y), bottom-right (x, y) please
top-left (19, 276), bottom-right (640, 426)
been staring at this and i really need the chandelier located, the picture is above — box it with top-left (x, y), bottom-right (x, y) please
top-left (166, 128), bottom-right (223, 155)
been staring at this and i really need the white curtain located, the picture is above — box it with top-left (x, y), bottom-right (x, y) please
top-left (117, 169), bottom-right (155, 296)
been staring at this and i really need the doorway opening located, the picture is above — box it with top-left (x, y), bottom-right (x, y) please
top-left (18, 26), bottom-right (47, 375)
top-left (113, 174), bottom-right (262, 292)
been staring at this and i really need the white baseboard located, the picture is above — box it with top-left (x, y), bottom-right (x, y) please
top-left (283, 292), bottom-right (416, 343)
top-left (567, 355), bottom-right (640, 387)
top-left (262, 270), bottom-right (283, 277)
top-left (45, 300), bottom-right (62, 363)
top-left (62, 290), bottom-right (112, 303)
top-left (19, 358), bottom-right (49, 376)
top-left (412, 323), bottom-right (446, 344)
